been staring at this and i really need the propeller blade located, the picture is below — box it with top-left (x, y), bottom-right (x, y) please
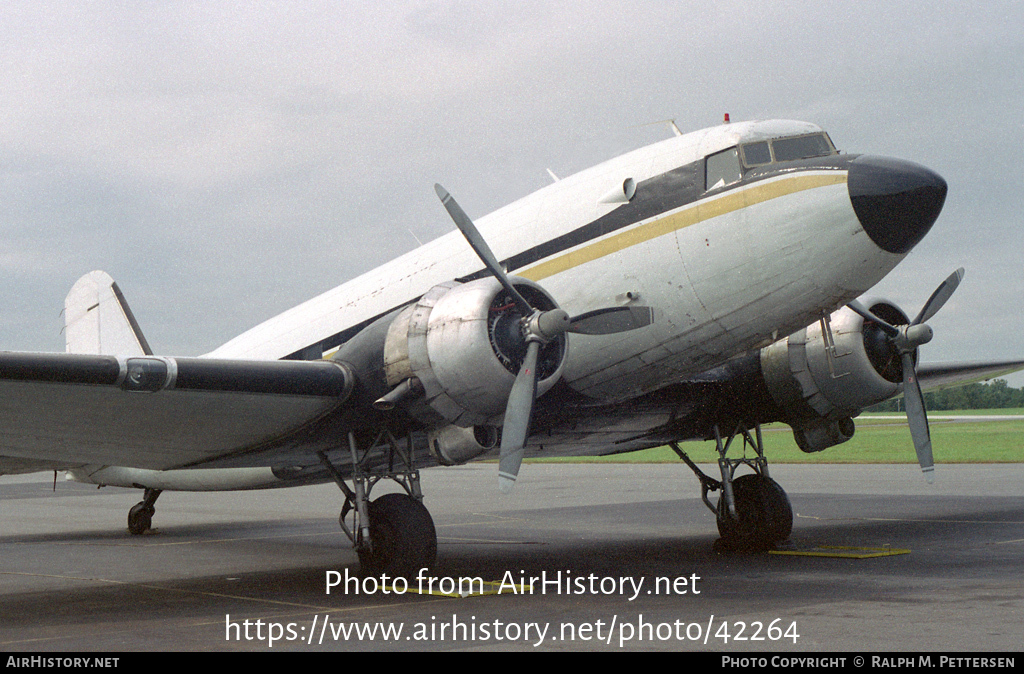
top-left (912, 267), bottom-right (964, 326)
top-left (434, 184), bottom-right (533, 315)
top-left (568, 305), bottom-right (654, 335)
top-left (847, 300), bottom-right (900, 337)
top-left (901, 352), bottom-right (934, 483)
top-left (498, 340), bottom-right (541, 493)
top-left (850, 269), bottom-right (961, 483)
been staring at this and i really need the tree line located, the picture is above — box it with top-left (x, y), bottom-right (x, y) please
top-left (867, 379), bottom-right (1024, 412)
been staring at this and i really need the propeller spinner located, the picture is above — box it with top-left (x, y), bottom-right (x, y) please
top-left (847, 268), bottom-right (964, 483)
top-left (435, 184), bottom-right (653, 492)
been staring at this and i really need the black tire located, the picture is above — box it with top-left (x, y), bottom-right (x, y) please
top-left (127, 502), bottom-right (154, 535)
top-left (716, 474), bottom-right (792, 551)
top-left (358, 493), bottom-right (437, 578)
top-left (762, 476), bottom-right (793, 542)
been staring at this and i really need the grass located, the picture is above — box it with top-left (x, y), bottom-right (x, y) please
top-left (527, 411), bottom-right (1024, 464)
top-left (863, 407), bottom-right (1024, 417)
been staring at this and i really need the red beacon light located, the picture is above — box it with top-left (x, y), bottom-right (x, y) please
top-left (724, 113), bottom-right (731, 124)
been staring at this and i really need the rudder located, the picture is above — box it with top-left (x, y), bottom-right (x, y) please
top-left (64, 270), bottom-right (152, 356)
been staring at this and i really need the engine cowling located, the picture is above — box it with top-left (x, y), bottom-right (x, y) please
top-left (759, 300), bottom-right (910, 452)
top-left (379, 276), bottom-right (567, 428)
top-left (428, 424), bottom-right (500, 465)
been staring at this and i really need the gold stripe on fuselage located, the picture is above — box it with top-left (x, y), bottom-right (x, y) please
top-left (519, 172), bottom-right (848, 282)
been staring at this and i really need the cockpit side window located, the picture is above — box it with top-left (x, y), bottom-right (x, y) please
top-left (771, 133), bottom-right (834, 162)
top-left (740, 141), bottom-right (771, 167)
top-left (705, 147), bottom-right (742, 191)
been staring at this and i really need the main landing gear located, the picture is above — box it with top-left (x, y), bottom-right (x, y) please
top-left (317, 431), bottom-right (437, 578)
top-left (671, 421), bottom-right (792, 552)
top-left (127, 488), bottom-right (162, 535)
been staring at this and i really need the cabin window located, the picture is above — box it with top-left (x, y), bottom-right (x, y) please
top-left (772, 133), bottom-right (834, 162)
top-left (705, 147), bottom-right (742, 191)
top-left (740, 141), bottom-right (771, 167)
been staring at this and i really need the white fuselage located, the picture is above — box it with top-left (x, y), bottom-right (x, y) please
top-left (208, 120), bottom-right (902, 403)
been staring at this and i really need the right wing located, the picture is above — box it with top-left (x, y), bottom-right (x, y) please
top-left (0, 352), bottom-right (353, 474)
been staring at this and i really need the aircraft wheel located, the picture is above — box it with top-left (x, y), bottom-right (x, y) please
top-left (358, 493), bottom-right (437, 578)
top-left (762, 476), bottom-right (794, 542)
top-left (716, 475), bottom-right (792, 552)
top-left (127, 502), bottom-right (154, 535)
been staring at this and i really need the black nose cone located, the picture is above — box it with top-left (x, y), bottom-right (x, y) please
top-left (848, 156), bottom-right (947, 254)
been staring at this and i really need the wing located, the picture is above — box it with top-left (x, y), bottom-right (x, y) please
top-left (917, 360), bottom-right (1024, 391)
top-left (0, 352), bottom-right (353, 474)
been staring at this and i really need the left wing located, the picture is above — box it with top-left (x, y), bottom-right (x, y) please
top-left (917, 360), bottom-right (1024, 391)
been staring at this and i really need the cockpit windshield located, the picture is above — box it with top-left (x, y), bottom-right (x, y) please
top-left (738, 132), bottom-right (835, 168)
top-left (705, 132), bottom-right (837, 192)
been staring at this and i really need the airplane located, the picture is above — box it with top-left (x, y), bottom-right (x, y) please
top-left (3, 117), bottom-right (1023, 575)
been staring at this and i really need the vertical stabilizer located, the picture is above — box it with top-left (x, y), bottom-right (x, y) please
top-left (65, 271), bottom-right (152, 356)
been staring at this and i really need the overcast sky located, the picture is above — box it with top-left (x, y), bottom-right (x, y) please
top-left (2, 1), bottom-right (1022, 384)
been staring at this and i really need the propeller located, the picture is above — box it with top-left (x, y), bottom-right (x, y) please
top-left (435, 184), bottom-right (653, 492)
top-left (847, 268), bottom-right (964, 483)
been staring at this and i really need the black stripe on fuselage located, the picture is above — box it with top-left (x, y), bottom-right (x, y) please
top-left (286, 154), bottom-right (857, 360)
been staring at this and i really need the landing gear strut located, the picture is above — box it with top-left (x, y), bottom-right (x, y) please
top-left (672, 421), bottom-right (792, 552)
top-left (318, 430), bottom-right (437, 577)
top-left (127, 488), bottom-right (162, 535)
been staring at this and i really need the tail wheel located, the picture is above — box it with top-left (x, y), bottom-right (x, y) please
top-left (358, 493), bottom-right (437, 578)
top-left (716, 475), bottom-right (792, 551)
top-left (127, 488), bottom-right (161, 535)
top-left (127, 503), bottom-right (154, 535)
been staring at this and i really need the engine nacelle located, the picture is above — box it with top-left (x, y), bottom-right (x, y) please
top-left (759, 301), bottom-right (909, 452)
top-left (380, 277), bottom-right (567, 427)
top-left (428, 424), bottom-right (499, 465)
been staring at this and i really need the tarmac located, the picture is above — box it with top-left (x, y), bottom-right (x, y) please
top-left (1, 462), bottom-right (1022, 652)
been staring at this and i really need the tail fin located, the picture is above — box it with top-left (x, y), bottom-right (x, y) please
top-left (64, 271), bottom-right (152, 356)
